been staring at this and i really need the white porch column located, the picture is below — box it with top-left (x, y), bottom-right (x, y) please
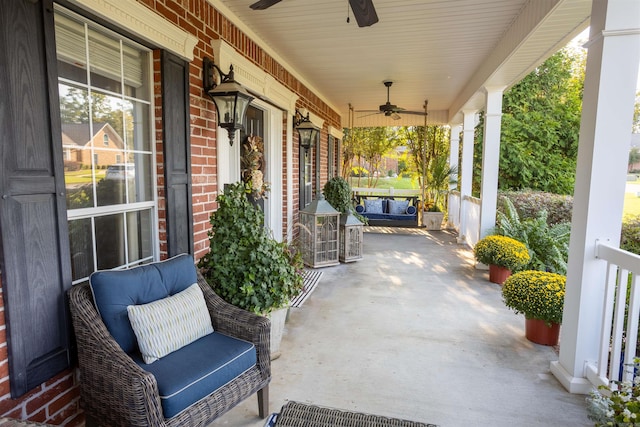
top-left (448, 124), bottom-right (462, 229)
top-left (479, 87), bottom-right (505, 239)
top-left (550, 0), bottom-right (640, 394)
top-left (449, 124), bottom-right (461, 191)
top-left (458, 110), bottom-right (477, 244)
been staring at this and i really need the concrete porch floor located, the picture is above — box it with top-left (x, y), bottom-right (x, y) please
top-left (210, 228), bottom-right (591, 427)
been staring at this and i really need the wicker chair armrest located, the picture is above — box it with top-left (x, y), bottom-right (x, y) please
top-left (68, 283), bottom-right (165, 427)
top-left (196, 272), bottom-right (271, 379)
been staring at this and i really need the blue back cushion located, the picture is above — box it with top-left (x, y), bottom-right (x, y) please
top-left (90, 254), bottom-right (198, 354)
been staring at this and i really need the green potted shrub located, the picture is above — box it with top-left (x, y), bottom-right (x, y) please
top-left (474, 235), bottom-right (530, 284)
top-left (198, 182), bottom-right (303, 358)
top-left (495, 198), bottom-right (571, 274)
top-left (323, 177), bottom-right (365, 262)
top-left (323, 176), bottom-right (366, 222)
top-left (502, 270), bottom-right (566, 346)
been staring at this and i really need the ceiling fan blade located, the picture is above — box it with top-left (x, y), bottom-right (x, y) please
top-left (354, 109), bottom-right (380, 113)
top-left (357, 112), bottom-right (382, 118)
top-left (349, 0), bottom-right (379, 27)
top-left (250, 0), bottom-right (283, 10)
top-left (400, 110), bottom-right (428, 116)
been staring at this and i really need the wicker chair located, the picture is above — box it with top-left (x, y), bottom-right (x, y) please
top-left (68, 271), bottom-right (271, 427)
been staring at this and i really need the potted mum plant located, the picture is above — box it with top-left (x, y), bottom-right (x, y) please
top-left (474, 235), bottom-right (530, 284)
top-left (198, 182), bottom-right (303, 358)
top-left (502, 270), bottom-right (566, 346)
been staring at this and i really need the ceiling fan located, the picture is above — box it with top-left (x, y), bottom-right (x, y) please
top-left (357, 81), bottom-right (428, 120)
top-left (249, 0), bottom-right (379, 27)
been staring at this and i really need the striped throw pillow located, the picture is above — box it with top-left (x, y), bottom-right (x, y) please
top-left (127, 283), bottom-right (214, 364)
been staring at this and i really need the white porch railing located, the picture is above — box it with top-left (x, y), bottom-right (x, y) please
top-left (446, 191), bottom-right (481, 247)
top-left (448, 191), bottom-right (461, 229)
top-left (462, 195), bottom-right (481, 248)
top-left (586, 241), bottom-right (640, 388)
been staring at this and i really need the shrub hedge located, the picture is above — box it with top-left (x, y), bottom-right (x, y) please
top-left (498, 190), bottom-right (573, 226)
top-left (621, 215), bottom-right (640, 255)
top-left (497, 190), bottom-right (640, 256)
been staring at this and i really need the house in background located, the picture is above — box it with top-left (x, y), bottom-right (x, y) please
top-left (0, 0), bottom-right (638, 424)
top-left (62, 123), bottom-right (126, 167)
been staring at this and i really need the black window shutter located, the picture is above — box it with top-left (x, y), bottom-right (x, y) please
top-left (0, 0), bottom-right (73, 397)
top-left (161, 51), bottom-right (193, 257)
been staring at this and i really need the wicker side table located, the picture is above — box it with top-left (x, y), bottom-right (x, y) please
top-left (273, 401), bottom-right (439, 427)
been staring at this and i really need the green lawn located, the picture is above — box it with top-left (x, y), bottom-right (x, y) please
top-left (348, 177), bottom-right (418, 190)
top-left (65, 169), bottom-right (105, 184)
top-left (624, 192), bottom-right (640, 218)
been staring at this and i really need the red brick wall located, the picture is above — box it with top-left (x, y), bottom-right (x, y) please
top-left (142, 0), bottom-right (343, 260)
top-left (0, 0), bottom-right (342, 424)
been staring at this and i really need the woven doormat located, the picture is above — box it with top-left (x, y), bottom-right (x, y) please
top-left (290, 270), bottom-right (323, 308)
top-left (268, 401), bottom-right (439, 427)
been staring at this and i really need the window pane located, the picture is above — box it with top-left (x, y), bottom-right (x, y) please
top-left (123, 40), bottom-right (149, 101)
top-left (56, 7), bottom-right (156, 278)
top-left (91, 92), bottom-right (124, 146)
top-left (96, 168), bottom-right (129, 207)
top-left (131, 154), bottom-right (153, 203)
top-left (55, 13), bottom-right (88, 84)
top-left (88, 27), bottom-right (122, 94)
top-left (127, 210), bottom-right (153, 263)
top-left (123, 100), bottom-right (150, 151)
top-left (69, 218), bottom-right (94, 281)
top-left (95, 214), bottom-right (125, 270)
top-left (60, 84), bottom-right (95, 209)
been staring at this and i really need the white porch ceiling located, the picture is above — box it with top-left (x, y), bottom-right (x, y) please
top-left (209, 0), bottom-right (591, 128)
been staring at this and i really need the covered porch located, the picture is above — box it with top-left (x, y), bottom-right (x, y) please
top-left (216, 0), bottom-right (640, 395)
top-left (212, 229), bottom-right (590, 426)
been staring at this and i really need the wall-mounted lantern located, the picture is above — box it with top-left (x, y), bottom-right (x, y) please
top-left (203, 57), bottom-right (254, 146)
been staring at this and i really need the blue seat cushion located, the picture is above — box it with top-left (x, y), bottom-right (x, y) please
top-left (90, 254), bottom-right (198, 353)
top-left (133, 332), bottom-right (257, 419)
top-left (362, 212), bottom-right (417, 221)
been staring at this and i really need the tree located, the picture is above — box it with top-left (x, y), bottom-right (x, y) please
top-left (59, 86), bottom-right (129, 137)
top-left (473, 48), bottom-right (585, 195)
top-left (633, 92), bottom-right (640, 134)
top-left (341, 126), bottom-right (397, 187)
top-left (359, 127), bottom-right (395, 187)
top-left (630, 146), bottom-right (640, 172)
top-left (397, 125), bottom-right (454, 211)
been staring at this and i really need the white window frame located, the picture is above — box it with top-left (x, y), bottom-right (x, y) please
top-left (56, 6), bottom-right (158, 283)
